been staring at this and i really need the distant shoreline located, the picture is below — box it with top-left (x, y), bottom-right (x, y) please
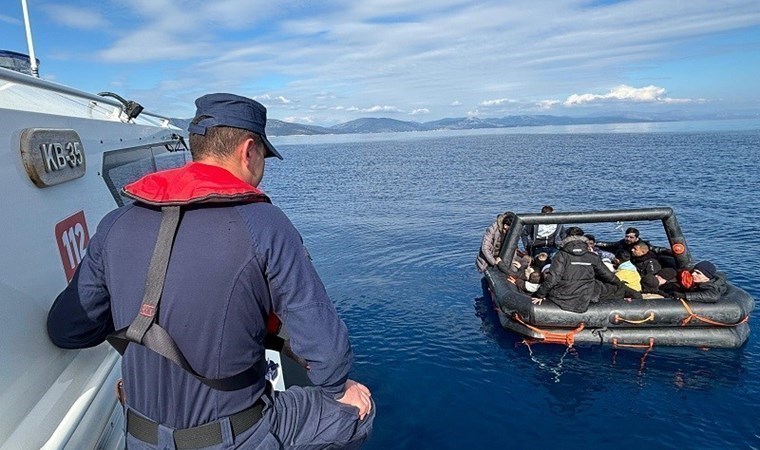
top-left (170, 115), bottom-right (760, 138)
top-left (266, 118), bottom-right (760, 145)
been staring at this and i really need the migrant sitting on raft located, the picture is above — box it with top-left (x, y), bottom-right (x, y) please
top-left (481, 207), bottom-right (755, 349)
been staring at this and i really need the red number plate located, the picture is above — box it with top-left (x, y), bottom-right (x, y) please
top-left (55, 211), bottom-right (90, 282)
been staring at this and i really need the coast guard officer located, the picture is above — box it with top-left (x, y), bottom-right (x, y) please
top-left (47, 93), bottom-right (374, 449)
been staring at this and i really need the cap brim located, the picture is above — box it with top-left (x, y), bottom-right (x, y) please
top-left (261, 136), bottom-right (283, 160)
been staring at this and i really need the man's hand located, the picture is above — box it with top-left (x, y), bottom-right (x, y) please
top-left (495, 257), bottom-right (502, 265)
top-left (336, 379), bottom-right (373, 420)
top-left (531, 297), bottom-right (544, 305)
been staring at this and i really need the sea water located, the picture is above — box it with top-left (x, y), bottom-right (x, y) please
top-left (267, 119), bottom-right (760, 449)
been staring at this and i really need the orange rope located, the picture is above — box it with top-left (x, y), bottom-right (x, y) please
top-left (513, 313), bottom-right (585, 346)
top-left (613, 312), bottom-right (655, 325)
top-left (678, 298), bottom-right (750, 327)
top-left (613, 337), bottom-right (654, 349)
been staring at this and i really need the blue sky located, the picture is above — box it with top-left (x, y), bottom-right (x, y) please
top-left (1, 0), bottom-right (759, 125)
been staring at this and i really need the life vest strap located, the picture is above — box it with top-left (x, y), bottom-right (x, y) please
top-left (106, 206), bottom-right (262, 391)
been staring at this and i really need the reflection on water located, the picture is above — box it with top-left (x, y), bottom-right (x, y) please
top-left (264, 123), bottom-right (760, 449)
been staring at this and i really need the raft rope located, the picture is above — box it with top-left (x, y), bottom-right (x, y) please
top-left (513, 313), bottom-right (585, 347)
top-left (678, 299), bottom-right (749, 327)
top-left (612, 337), bottom-right (654, 350)
top-left (611, 338), bottom-right (654, 375)
top-left (613, 312), bottom-right (655, 325)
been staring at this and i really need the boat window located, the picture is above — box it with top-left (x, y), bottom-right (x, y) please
top-left (102, 143), bottom-right (191, 206)
top-left (0, 50), bottom-right (39, 75)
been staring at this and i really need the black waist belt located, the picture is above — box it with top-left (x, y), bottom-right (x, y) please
top-left (127, 399), bottom-right (265, 449)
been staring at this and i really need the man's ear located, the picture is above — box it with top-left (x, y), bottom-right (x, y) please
top-left (239, 137), bottom-right (256, 166)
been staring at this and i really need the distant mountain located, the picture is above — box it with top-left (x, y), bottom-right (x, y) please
top-left (267, 119), bottom-right (332, 136)
top-left (325, 114), bottom-right (675, 135)
top-left (170, 113), bottom-right (696, 137)
top-left (169, 118), bottom-right (331, 137)
top-left (424, 117), bottom-right (499, 129)
top-left (329, 117), bottom-right (428, 133)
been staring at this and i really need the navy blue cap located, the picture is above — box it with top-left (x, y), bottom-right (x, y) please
top-left (188, 93), bottom-right (282, 160)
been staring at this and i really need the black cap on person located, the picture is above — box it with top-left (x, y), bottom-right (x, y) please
top-left (693, 261), bottom-right (717, 279)
top-left (188, 93), bottom-right (283, 160)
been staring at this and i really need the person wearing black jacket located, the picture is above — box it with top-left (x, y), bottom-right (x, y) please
top-left (641, 267), bottom-right (679, 295)
top-left (597, 227), bottom-right (672, 259)
top-left (672, 260), bottom-right (727, 303)
top-left (595, 227), bottom-right (642, 255)
top-left (532, 227), bottom-right (638, 313)
top-left (631, 241), bottom-right (662, 277)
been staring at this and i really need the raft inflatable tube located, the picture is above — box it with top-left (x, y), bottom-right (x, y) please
top-left (499, 314), bottom-right (750, 348)
top-left (486, 268), bottom-right (752, 348)
top-left (484, 207), bottom-right (755, 349)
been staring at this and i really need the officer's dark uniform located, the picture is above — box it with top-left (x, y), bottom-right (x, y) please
top-left (47, 94), bottom-right (374, 449)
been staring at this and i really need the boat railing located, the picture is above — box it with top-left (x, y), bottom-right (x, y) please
top-left (0, 65), bottom-right (174, 126)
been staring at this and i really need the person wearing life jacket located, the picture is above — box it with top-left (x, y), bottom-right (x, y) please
top-left (47, 93), bottom-right (374, 449)
top-left (671, 260), bottom-right (727, 303)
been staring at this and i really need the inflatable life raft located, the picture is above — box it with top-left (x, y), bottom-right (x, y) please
top-left (484, 207), bottom-right (754, 348)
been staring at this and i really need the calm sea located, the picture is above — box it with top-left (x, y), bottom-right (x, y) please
top-left (267, 119), bottom-right (760, 449)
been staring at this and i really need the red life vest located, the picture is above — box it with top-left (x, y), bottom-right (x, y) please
top-left (679, 269), bottom-right (694, 290)
top-left (124, 161), bottom-right (269, 205)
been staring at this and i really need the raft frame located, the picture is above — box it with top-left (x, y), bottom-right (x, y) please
top-left (487, 207), bottom-right (754, 348)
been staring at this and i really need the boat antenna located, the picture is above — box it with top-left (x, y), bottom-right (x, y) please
top-left (21, 0), bottom-right (39, 77)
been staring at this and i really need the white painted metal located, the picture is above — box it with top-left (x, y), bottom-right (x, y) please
top-left (0, 66), bottom-right (176, 449)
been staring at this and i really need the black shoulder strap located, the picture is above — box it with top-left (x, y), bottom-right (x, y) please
top-left (106, 206), bottom-right (263, 391)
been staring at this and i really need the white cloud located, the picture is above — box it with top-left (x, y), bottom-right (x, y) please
top-left (537, 100), bottom-right (560, 109)
top-left (345, 105), bottom-right (402, 113)
top-left (480, 98), bottom-right (516, 107)
top-left (662, 97), bottom-right (702, 104)
top-left (254, 94), bottom-right (293, 105)
top-left (0, 14), bottom-right (20, 24)
top-left (74, 0), bottom-right (760, 122)
top-left (283, 116), bottom-right (314, 123)
top-left (43, 5), bottom-right (107, 30)
top-left (410, 108), bottom-right (430, 115)
top-left (563, 85), bottom-right (694, 106)
top-left (100, 29), bottom-right (206, 62)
